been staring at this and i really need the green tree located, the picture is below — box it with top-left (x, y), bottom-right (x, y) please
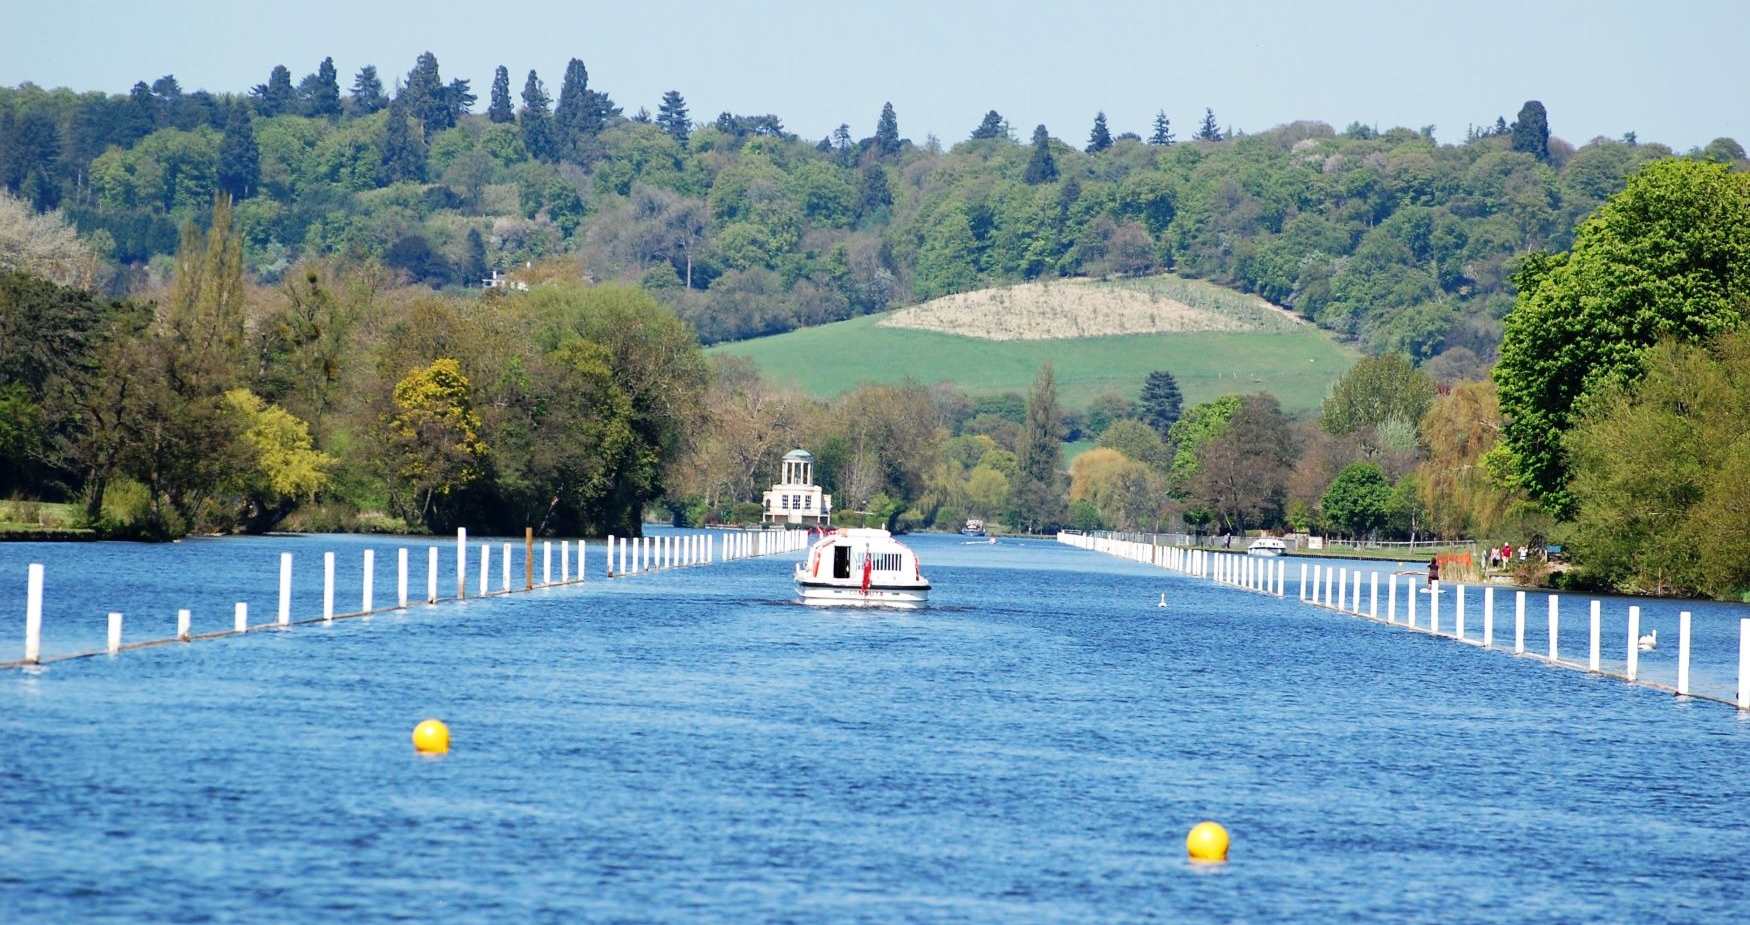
top-left (1320, 353), bottom-right (1434, 450)
top-left (1023, 124), bottom-right (1057, 185)
top-left (875, 102), bottom-right (900, 157)
top-left (1196, 107), bottom-right (1221, 141)
top-left (251, 65), bottom-right (295, 116)
top-left (1137, 370), bottom-right (1183, 438)
top-left (1086, 111), bottom-right (1112, 153)
top-left (1189, 394), bottom-right (1295, 532)
top-left (216, 102), bottom-right (259, 200)
top-left (1321, 462), bottom-right (1392, 537)
top-left (971, 110), bottom-right (1005, 140)
top-left (519, 70), bottom-right (555, 161)
top-left (488, 66), bottom-right (514, 123)
top-left (1495, 159), bottom-right (1750, 514)
top-left (402, 51), bottom-right (452, 139)
top-left (1097, 418), bottom-right (1170, 472)
top-left (1149, 111), bottom-right (1174, 145)
top-left (1511, 100), bottom-right (1550, 162)
top-left (1009, 362), bottom-right (1065, 532)
top-left (307, 57), bottom-right (342, 119)
top-left (379, 100), bottom-right (427, 183)
top-left (350, 65), bottom-right (386, 114)
top-left (656, 90), bottom-right (691, 147)
top-left (222, 388), bottom-right (333, 532)
top-left (1166, 395), bottom-right (1242, 493)
top-left (385, 357), bottom-right (488, 528)
top-left (913, 202), bottom-right (978, 298)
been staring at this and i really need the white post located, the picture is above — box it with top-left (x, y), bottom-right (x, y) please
top-left (1588, 600), bottom-right (1601, 672)
top-left (1740, 619), bottom-right (1750, 711)
top-left (362, 549), bottom-right (375, 612)
top-left (107, 612), bottom-right (122, 655)
top-left (457, 527), bottom-right (468, 600)
top-left (480, 542), bottom-right (491, 596)
top-left (543, 541), bottom-right (551, 586)
top-left (1369, 571), bottom-right (1378, 618)
top-left (1483, 587), bottom-right (1495, 648)
top-left (323, 551), bottom-right (335, 621)
top-left (1677, 611), bottom-right (1692, 696)
top-left (1352, 571), bottom-right (1361, 614)
top-left (1626, 605), bottom-right (1640, 681)
top-left (1429, 580), bottom-right (1440, 635)
top-left (1387, 574), bottom-right (1397, 623)
top-left (397, 548), bottom-right (409, 608)
top-left (427, 547), bottom-right (438, 603)
top-left (1407, 576), bottom-right (1417, 627)
top-left (177, 608), bottom-right (191, 642)
top-left (1455, 584), bottom-right (1466, 640)
top-left (579, 540), bottom-right (586, 579)
top-left (278, 552), bottom-right (293, 626)
top-left (1325, 566), bottom-right (1334, 606)
top-left (1514, 591), bottom-right (1526, 654)
top-left (1337, 568), bottom-right (1348, 610)
top-left (23, 563), bottom-right (43, 664)
top-left (1547, 595), bottom-right (1560, 663)
top-left (561, 541), bottom-right (570, 584)
top-left (501, 542), bottom-right (511, 592)
top-left (606, 535), bottom-right (615, 577)
top-left (233, 602), bottom-right (248, 633)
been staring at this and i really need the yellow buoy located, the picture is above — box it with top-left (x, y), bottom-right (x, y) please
top-left (1186, 820), bottom-right (1230, 862)
top-left (411, 718), bottom-right (451, 755)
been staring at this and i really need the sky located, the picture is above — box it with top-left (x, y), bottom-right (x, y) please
top-left (5, 0), bottom-right (1746, 151)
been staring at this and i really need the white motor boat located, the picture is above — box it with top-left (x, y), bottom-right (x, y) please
top-left (795, 528), bottom-right (931, 608)
top-left (1247, 537), bottom-right (1287, 557)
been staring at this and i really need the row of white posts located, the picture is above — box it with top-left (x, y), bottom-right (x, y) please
top-left (13, 527), bottom-right (809, 667)
top-left (1058, 532), bottom-right (1750, 711)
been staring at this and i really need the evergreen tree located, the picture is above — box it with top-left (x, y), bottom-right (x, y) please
top-left (444, 78), bottom-right (476, 123)
top-left (1511, 99), bottom-right (1550, 162)
top-left (1149, 110), bottom-right (1174, 145)
top-left (1023, 124), bottom-right (1057, 184)
top-left (1086, 111), bottom-right (1113, 153)
top-left (217, 102), bottom-right (260, 200)
top-left (832, 123), bottom-right (854, 165)
top-left (875, 102), bottom-right (900, 156)
top-left (1010, 363), bottom-right (1066, 533)
top-left (1493, 116), bottom-right (1509, 136)
top-left (554, 57), bottom-right (591, 150)
top-left (632, 107), bottom-right (651, 123)
top-left (1196, 107), bottom-right (1222, 141)
top-left (519, 70), bottom-right (555, 161)
top-left (307, 57), bottom-right (341, 118)
top-left (971, 110), bottom-right (1005, 140)
top-left (488, 66), bottom-right (514, 123)
top-left (656, 90), bottom-right (690, 147)
top-left (350, 65), bottom-right (386, 115)
top-left (251, 65), bottom-right (295, 116)
top-left (1137, 370), bottom-right (1183, 438)
top-left (858, 162), bottom-right (892, 217)
top-left (380, 100), bottom-right (427, 183)
top-left (464, 227), bottom-right (489, 284)
top-left (401, 51), bottom-right (453, 138)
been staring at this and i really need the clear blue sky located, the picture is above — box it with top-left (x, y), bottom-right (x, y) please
top-left (7, 0), bottom-right (1746, 150)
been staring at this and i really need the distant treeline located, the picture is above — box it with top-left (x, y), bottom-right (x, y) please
top-left (4, 53), bottom-right (1745, 372)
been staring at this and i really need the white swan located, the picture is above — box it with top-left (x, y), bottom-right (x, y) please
top-left (1638, 628), bottom-right (1658, 652)
top-left (1158, 593), bottom-right (1168, 609)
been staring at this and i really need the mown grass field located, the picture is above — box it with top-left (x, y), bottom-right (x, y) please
top-left (711, 313), bottom-right (1358, 413)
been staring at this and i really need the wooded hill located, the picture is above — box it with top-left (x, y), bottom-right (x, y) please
top-left (3, 53), bottom-right (1746, 376)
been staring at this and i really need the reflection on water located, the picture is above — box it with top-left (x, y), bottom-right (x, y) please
top-left (1, 533), bottom-right (1748, 921)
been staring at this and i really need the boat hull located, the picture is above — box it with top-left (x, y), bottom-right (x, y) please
top-left (796, 582), bottom-right (930, 608)
top-left (1247, 548), bottom-right (1285, 557)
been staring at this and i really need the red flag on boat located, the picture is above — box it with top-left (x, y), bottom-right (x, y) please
top-left (861, 551), bottom-right (872, 594)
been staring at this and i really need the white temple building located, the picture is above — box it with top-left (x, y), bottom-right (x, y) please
top-left (762, 449), bottom-right (831, 526)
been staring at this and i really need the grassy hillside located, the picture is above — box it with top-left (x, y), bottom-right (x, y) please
top-left (711, 311), bottom-right (1357, 413)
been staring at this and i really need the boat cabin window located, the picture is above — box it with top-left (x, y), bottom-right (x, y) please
top-left (832, 544), bottom-right (851, 579)
top-left (873, 553), bottom-right (901, 572)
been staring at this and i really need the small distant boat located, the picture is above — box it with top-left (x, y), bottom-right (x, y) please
top-left (796, 528), bottom-right (931, 608)
top-left (1247, 538), bottom-right (1286, 557)
top-left (960, 519), bottom-right (986, 537)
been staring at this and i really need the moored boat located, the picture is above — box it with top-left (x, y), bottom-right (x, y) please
top-left (1247, 537), bottom-right (1287, 557)
top-left (795, 528), bottom-right (931, 607)
top-left (959, 519), bottom-right (986, 537)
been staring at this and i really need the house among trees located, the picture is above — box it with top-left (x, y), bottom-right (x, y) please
top-left (481, 269), bottom-right (528, 291)
top-left (762, 449), bottom-right (831, 526)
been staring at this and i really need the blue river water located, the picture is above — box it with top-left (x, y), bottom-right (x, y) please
top-left (2, 532), bottom-right (1748, 922)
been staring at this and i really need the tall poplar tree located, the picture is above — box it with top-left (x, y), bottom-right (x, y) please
top-left (875, 102), bottom-right (900, 156)
top-left (519, 70), bottom-right (554, 161)
top-left (1023, 124), bottom-right (1057, 184)
top-left (488, 66), bottom-right (514, 123)
top-left (1010, 363), bottom-right (1066, 533)
top-left (1086, 111), bottom-right (1113, 152)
